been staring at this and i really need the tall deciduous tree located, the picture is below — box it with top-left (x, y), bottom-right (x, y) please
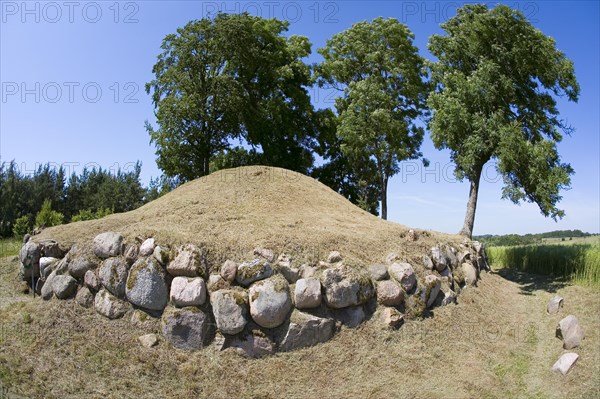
top-left (146, 13), bottom-right (318, 181)
top-left (145, 16), bottom-right (239, 180)
top-left (316, 17), bottom-right (429, 220)
top-left (428, 4), bottom-right (579, 238)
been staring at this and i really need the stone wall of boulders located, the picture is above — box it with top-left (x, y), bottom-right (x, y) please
top-left (17, 231), bottom-right (490, 357)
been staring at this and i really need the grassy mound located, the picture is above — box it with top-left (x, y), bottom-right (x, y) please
top-left (34, 166), bottom-right (459, 268)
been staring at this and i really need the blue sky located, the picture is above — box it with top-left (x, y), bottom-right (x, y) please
top-left (1, 1), bottom-right (598, 235)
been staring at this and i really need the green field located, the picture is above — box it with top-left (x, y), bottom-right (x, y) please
top-left (487, 240), bottom-right (600, 287)
top-left (0, 238), bottom-right (21, 258)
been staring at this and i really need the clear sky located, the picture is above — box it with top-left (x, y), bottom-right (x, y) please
top-left (1, 1), bottom-right (598, 235)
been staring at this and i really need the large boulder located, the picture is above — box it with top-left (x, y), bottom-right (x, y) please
top-left (207, 274), bottom-right (229, 293)
top-left (222, 333), bottom-right (275, 358)
top-left (75, 286), bottom-right (95, 308)
top-left (167, 244), bottom-right (207, 278)
top-left (169, 277), bottom-right (207, 307)
top-left (388, 262), bottom-right (417, 292)
top-left (333, 306), bottom-right (366, 328)
top-left (126, 258), bottom-right (168, 311)
top-left (39, 257), bottom-right (59, 279)
top-left (445, 247), bottom-right (459, 269)
top-left (556, 315), bottom-right (585, 349)
top-left (368, 264), bottom-right (389, 281)
top-left (40, 240), bottom-right (64, 258)
top-left (249, 275), bottom-right (292, 328)
top-left (422, 255), bottom-right (434, 271)
top-left (153, 246), bottom-right (170, 265)
top-left (84, 270), bottom-right (101, 291)
top-left (279, 310), bottom-right (335, 352)
top-left (124, 244), bottom-right (139, 265)
top-left (254, 247), bottom-right (276, 263)
top-left (41, 270), bottom-right (57, 300)
top-left (220, 260), bottom-right (237, 282)
top-left (277, 254), bottom-right (300, 283)
top-left (19, 240), bottom-right (41, 280)
top-left (430, 246), bottom-right (448, 272)
top-left (92, 232), bottom-right (124, 259)
top-left (376, 280), bottom-right (404, 306)
top-left (139, 238), bottom-right (155, 256)
top-left (53, 275), bottom-right (78, 299)
top-left (551, 352), bottom-right (579, 375)
top-left (461, 262), bottom-right (478, 286)
top-left (236, 259), bottom-right (273, 286)
top-left (95, 288), bottom-right (132, 319)
top-left (421, 274), bottom-right (442, 308)
top-left (380, 307), bottom-right (404, 328)
top-left (98, 256), bottom-right (129, 298)
top-left (68, 255), bottom-right (98, 279)
top-left (547, 296), bottom-right (564, 314)
top-left (161, 307), bottom-right (211, 350)
top-left (327, 251), bottom-right (342, 263)
top-left (294, 278), bottom-right (322, 309)
top-left (211, 288), bottom-right (249, 335)
top-left (320, 265), bottom-right (374, 309)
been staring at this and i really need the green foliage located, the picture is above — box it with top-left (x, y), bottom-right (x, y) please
top-left (209, 147), bottom-right (263, 174)
top-left (145, 175), bottom-right (180, 202)
top-left (474, 230), bottom-right (593, 247)
top-left (0, 237), bottom-right (21, 257)
top-left (487, 243), bottom-right (600, 287)
top-left (12, 215), bottom-right (32, 238)
top-left (35, 199), bottom-right (64, 228)
top-left (71, 207), bottom-right (113, 223)
top-left (427, 4), bottom-right (579, 236)
top-left (0, 160), bottom-right (150, 237)
top-left (311, 109), bottom-right (380, 215)
top-left (316, 17), bottom-right (428, 219)
top-left (146, 13), bottom-right (318, 181)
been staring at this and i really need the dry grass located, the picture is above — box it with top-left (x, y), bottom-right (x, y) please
top-left (4, 166), bottom-right (598, 398)
top-left (1, 255), bottom-right (598, 399)
top-left (32, 166), bottom-right (459, 270)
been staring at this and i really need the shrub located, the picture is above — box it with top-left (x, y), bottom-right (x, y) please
top-left (12, 215), bottom-right (32, 237)
top-left (35, 199), bottom-right (64, 228)
top-left (71, 207), bottom-right (113, 223)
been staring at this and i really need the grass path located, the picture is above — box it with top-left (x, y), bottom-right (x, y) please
top-left (0, 256), bottom-right (598, 398)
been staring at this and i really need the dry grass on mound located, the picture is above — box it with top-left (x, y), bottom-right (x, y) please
top-left (1, 257), bottom-right (598, 399)
top-left (33, 166), bottom-right (460, 270)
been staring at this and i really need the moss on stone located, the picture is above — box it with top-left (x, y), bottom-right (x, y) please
top-left (230, 290), bottom-right (248, 306)
top-left (238, 259), bottom-right (269, 281)
top-left (126, 260), bottom-right (144, 291)
top-left (271, 275), bottom-right (289, 293)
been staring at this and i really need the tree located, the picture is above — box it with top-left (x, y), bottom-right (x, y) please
top-left (35, 199), bottom-right (64, 228)
top-left (311, 109), bottom-right (380, 215)
top-left (316, 17), bottom-right (429, 219)
top-left (13, 215), bottom-right (32, 238)
top-left (146, 16), bottom-right (238, 180)
top-left (146, 13), bottom-right (318, 181)
top-left (221, 15), bottom-right (318, 174)
top-left (427, 4), bottom-right (579, 237)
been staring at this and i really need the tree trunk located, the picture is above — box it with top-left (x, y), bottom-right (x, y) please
top-left (381, 174), bottom-right (388, 220)
top-left (459, 164), bottom-right (483, 238)
top-left (203, 155), bottom-right (210, 177)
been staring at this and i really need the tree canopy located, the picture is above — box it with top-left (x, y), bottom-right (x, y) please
top-left (316, 17), bottom-right (429, 219)
top-left (146, 13), bottom-right (318, 181)
top-left (427, 4), bottom-right (579, 237)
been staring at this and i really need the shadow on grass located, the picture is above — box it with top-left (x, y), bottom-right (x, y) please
top-left (495, 268), bottom-right (569, 295)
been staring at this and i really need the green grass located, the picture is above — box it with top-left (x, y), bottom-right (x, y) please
top-left (0, 238), bottom-right (21, 258)
top-left (487, 242), bottom-right (600, 287)
top-left (540, 236), bottom-right (600, 246)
